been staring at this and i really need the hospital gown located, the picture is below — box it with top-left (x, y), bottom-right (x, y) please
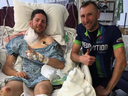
top-left (6, 36), bottom-right (65, 88)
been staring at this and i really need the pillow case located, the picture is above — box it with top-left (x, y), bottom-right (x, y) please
top-left (13, 0), bottom-right (69, 37)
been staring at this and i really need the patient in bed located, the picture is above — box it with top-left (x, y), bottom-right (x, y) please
top-left (1, 9), bottom-right (65, 96)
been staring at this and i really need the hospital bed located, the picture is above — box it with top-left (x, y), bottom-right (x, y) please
top-left (0, 0), bottom-right (96, 96)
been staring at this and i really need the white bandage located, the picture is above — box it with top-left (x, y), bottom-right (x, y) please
top-left (33, 55), bottom-right (38, 60)
top-left (24, 27), bottom-right (39, 45)
top-left (37, 53), bottom-right (49, 64)
top-left (27, 53), bottom-right (38, 60)
top-left (27, 53), bottom-right (33, 60)
top-left (26, 52), bottom-right (48, 64)
top-left (38, 53), bottom-right (44, 61)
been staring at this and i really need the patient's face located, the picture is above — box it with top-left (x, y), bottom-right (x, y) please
top-left (30, 13), bottom-right (47, 35)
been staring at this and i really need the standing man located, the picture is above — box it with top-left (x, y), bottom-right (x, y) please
top-left (71, 1), bottom-right (127, 96)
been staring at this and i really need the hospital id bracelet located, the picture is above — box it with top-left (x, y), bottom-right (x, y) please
top-left (42, 57), bottom-right (49, 65)
top-left (36, 53), bottom-right (49, 64)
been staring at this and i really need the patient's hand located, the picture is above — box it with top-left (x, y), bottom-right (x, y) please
top-left (15, 71), bottom-right (29, 79)
top-left (26, 45), bottom-right (37, 60)
top-left (26, 45), bottom-right (37, 55)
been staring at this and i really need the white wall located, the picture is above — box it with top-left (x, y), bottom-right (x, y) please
top-left (1, 0), bottom-right (127, 26)
top-left (0, 0), bottom-right (12, 8)
top-left (0, 0), bottom-right (39, 8)
top-left (0, 0), bottom-right (67, 8)
top-left (0, 0), bottom-right (56, 8)
top-left (117, 0), bottom-right (128, 26)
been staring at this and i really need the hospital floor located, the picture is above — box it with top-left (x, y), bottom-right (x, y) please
top-left (115, 89), bottom-right (128, 96)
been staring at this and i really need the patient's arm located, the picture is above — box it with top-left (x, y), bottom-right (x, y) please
top-left (46, 58), bottom-right (64, 69)
top-left (26, 45), bottom-right (65, 69)
top-left (2, 54), bottom-right (29, 79)
top-left (2, 54), bottom-right (17, 76)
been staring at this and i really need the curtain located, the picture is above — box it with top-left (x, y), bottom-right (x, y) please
top-left (0, 6), bottom-right (14, 28)
top-left (65, 3), bottom-right (78, 29)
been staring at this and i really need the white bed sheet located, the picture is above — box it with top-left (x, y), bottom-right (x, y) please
top-left (23, 65), bottom-right (96, 96)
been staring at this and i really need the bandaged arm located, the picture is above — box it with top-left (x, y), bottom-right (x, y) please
top-left (26, 46), bottom-right (64, 69)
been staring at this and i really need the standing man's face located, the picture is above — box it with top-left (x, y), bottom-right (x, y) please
top-left (30, 13), bottom-right (47, 35)
top-left (80, 4), bottom-right (100, 32)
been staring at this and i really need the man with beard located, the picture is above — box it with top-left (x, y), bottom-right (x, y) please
top-left (70, 1), bottom-right (127, 96)
top-left (1, 9), bottom-right (65, 96)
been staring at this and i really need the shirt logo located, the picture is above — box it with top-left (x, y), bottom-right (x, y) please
top-left (82, 41), bottom-right (108, 52)
top-left (97, 35), bottom-right (103, 43)
top-left (116, 37), bottom-right (123, 43)
top-left (93, 44), bottom-right (108, 51)
top-left (99, 35), bottom-right (102, 39)
top-left (82, 42), bottom-right (91, 48)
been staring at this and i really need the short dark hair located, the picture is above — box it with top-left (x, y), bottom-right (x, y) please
top-left (80, 1), bottom-right (99, 11)
top-left (31, 9), bottom-right (48, 24)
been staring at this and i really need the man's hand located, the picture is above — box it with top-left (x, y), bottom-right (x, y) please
top-left (26, 45), bottom-right (37, 55)
top-left (26, 46), bottom-right (37, 60)
top-left (95, 85), bottom-right (110, 96)
top-left (15, 71), bottom-right (29, 79)
top-left (79, 49), bottom-right (96, 66)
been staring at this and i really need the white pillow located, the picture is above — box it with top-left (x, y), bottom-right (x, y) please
top-left (13, 0), bottom-right (69, 37)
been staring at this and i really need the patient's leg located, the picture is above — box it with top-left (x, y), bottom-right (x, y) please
top-left (0, 81), bottom-right (23, 96)
top-left (34, 80), bottom-right (53, 96)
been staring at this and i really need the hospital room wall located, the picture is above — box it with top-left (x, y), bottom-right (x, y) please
top-left (0, 0), bottom-right (128, 26)
top-left (117, 0), bottom-right (128, 26)
top-left (0, 0), bottom-right (57, 7)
